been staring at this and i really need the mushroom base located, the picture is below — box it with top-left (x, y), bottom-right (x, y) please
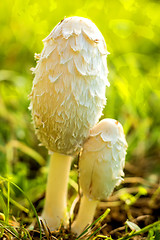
top-left (72, 195), bottom-right (98, 235)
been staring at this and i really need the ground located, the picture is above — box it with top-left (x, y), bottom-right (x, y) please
top-left (1, 156), bottom-right (159, 240)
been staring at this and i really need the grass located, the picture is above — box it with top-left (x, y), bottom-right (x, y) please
top-left (0, 176), bottom-right (42, 239)
top-left (0, 0), bottom-right (160, 239)
top-left (0, 202), bottom-right (159, 239)
top-left (0, 163), bottom-right (159, 239)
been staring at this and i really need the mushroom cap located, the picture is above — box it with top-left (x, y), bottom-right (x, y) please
top-left (29, 17), bottom-right (109, 155)
top-left (79, 118), bottom-right (128, 201)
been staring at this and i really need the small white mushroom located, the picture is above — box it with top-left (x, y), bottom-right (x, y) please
top-left (72, 118), bottom-right (128, 235)
top-left (29, 17), bottom-right (109, 230)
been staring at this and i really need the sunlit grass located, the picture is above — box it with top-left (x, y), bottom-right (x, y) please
top-left (0, 176), bottom-right (42, 239)
top-left (0, 0), bottom-right (160, 239)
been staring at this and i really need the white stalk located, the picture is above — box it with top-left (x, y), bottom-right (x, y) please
top-left (72, 195), bottom-right (98, 235)
top-left (30, 17), bottom-right (110, 230)
top-left (72, 119), bottom-right (128, 235)
top-left (42, 152), bottom-right (73, 230)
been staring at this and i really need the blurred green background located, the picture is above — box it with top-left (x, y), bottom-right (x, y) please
top-left (0, 0), bottom-right (160, 218)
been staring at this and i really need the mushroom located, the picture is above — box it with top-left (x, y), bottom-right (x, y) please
top-left (72, 118), bottom-right (128, 235)
top-left (29, 17), bottom-right (109, 230)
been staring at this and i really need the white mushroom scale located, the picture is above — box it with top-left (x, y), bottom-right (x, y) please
top-left (29, 17), bottom-right (110, 230)
top-left (72, 118), bottom-right (128, 235)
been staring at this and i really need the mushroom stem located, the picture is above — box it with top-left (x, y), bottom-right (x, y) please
top-left (72, 195), bottom-right (98, 235)
top-left (42, 152), bottom-right (73, 230)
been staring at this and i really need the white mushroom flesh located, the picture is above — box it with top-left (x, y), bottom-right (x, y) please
top-left (79, 118), bottom-right (128, 201)
top-left (29, 16), bottom-right (109, 155)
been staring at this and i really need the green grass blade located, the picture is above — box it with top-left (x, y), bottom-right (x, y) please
top-left (76, 208), bottom-right (110, 239)
top-left (0, 176), bottom-right (42, 240)
top-left (119, 220), bottom-right (160, 240)
top-left (0, 221), bottom-right (20, 238)
top-left (7, 140), bottom-right (45, 166)
top-left (0, 193), bottom-right (8, 221)
top-left (86, 227), bottom-right (102, 239)
top-left (3, 190), bottom-right (29, 213)
top-left (7, 180), bottom-right (10, 224)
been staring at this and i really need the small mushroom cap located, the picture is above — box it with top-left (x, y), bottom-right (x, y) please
top-left (79, 118), bottom-right (128, 201)
top-left (29, 17), bottom-right (109, 155)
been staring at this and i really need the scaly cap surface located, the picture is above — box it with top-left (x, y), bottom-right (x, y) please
top-left (30, 17), bottom-right (109, 155)
top-left (79, 119), bottom-right (128, 200)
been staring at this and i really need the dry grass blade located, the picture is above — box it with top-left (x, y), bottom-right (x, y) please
top-left (39, 218), bottom-right (56, 240)
top-left (0, 222), bottom-right (20, 239)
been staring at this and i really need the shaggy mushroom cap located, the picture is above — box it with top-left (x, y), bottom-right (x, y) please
top-left (29, 16), bottom-right (109, 156)
top-left (79, 118), bottom-right (128, 201)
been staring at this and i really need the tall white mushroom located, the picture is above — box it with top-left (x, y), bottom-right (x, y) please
top-left (72, 118), bottom-right (128, 235)
top-left (29, 17), bottom-right (109, 230)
